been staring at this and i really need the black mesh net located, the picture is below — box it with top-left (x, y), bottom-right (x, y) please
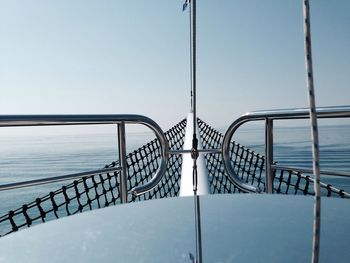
top-left (198, 119), bottom-right (264, 194)
top-left (126, 119), bottom-right (186, 201)
top-left (198, 118), bottom-right (350, 198)
top-left (0, 117), bottom-right (348, 237)
top-left (0, 119), bottom-right (187, 237)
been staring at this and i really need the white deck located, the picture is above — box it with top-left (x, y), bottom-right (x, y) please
top-left (179, 112), bottom-right (210, 196)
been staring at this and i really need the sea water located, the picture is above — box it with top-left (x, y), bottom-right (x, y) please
top-left (0, 124), bottom-right (349, 216)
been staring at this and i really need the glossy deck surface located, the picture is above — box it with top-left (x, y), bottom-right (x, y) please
top-left (0, 194), bottom-right (349, 263)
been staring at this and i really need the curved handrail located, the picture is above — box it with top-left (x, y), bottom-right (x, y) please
top-left (130, 118), bottom-right (169, 197)
top-left (0, 114), bottom-right (169, 200)
top-left (222, 106), bottom-right (350, 193)
top-left (222, 117), bottom-right (260, 193)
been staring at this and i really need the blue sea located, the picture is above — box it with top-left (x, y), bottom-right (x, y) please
top-left (0, 124), bottom-right (349, 216)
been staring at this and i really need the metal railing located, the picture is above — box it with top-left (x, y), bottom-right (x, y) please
top-left (222, 106), bottom-right (350, 193)
top-left (0, 114), bottom-right (169, 202)
top-left (0, 167), bottom-right (121, 191)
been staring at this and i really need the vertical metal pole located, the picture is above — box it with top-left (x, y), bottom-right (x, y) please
top-left (265, 118), bottom-right (274, 193)
top-left (189, 2), bottom-right (194, 113)
top-left (192, 0), bottom-right (197, 130)
top-left (118, 122), bottom-right (128, 203)
top-left (194, 195), bottom-right (202, 263)
top-left (190, 1), bottom-right (202, 262)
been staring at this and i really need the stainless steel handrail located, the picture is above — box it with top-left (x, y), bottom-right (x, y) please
top-left (169, 149), bottom-right (221, 154)
top-left (0, 114), bottom-right (169, 202)
top-left (222, 106), bottom-right (350, 193)
top-left (272, 165), bottom-right (350, 178)
top-left (273, 165), bottom-right (350, 198)
top-left (0, 167), bottom-right (121, 191)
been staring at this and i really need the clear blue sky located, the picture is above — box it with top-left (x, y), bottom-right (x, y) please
top-left (0, 0), bottom-right (349, 131)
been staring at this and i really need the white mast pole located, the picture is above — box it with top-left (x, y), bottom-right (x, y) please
top-left (191, 1), bottom-right (202, 262)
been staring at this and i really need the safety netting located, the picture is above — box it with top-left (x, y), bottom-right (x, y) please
top-left (1, 118), bottom-right (348, 237)
top-left (0, 119), bottom-right (187, 237)
top-left (198, 118), bottom-right (350, 198)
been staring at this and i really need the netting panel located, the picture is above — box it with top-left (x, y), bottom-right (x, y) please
top-left (198, 119), bottom-right (265, 194)
top-left (197, 118), bottom-right (349, 198)
top-left (0, 171), bottom-right (120, 236)
top-left (0, 119), bottom-right (186, 236)
top-left (1, 117), bottom-right (348, 237)
top-left (127, 119), bottom-right (186, 201)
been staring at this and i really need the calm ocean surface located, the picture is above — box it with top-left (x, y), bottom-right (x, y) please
top-left (0, 124), bottom-right (349, 215)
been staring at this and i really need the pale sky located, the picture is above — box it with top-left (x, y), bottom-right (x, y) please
top-left (0, 0), bottom-right (349, 132)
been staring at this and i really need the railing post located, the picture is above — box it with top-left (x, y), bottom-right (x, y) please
top-left (118, 122), bottom-right (128, 203)
top-left (265, 118), bottom-right (274, 193)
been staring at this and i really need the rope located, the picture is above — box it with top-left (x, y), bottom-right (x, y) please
top-left (302, 1), bottom-right (321, 262)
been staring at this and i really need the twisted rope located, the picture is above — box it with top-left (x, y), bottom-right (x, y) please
top-left (302, 1), bottom-right (321, 262)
